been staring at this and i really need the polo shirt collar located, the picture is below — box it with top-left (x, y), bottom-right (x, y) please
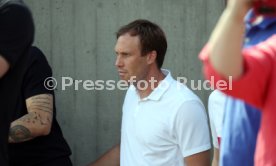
top-left (142, 69), bottom-right (174, 101)
top-left (245, 9), bottom-right (276, 30)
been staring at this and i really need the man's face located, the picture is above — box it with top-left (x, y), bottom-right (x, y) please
top-left (114, 33), bottom-right (149, 82)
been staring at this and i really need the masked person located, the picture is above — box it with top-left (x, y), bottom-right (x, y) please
top-left (0, 0), bottom-right (34, 165)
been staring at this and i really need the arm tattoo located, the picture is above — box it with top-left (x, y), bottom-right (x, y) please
top-left (8, 94), bottom-right (54, 143)
top-left (19, 112), bottom-right (52, 126)
top-left (27, 94), bottom-right (53, 114)
top-left (9, 125), bottom-right (32, 143)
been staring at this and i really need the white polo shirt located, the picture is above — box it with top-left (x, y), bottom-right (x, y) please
top-left (208, 90), bottom-right (227, 149)
top-left (120, 69), bottom-right (211, 166)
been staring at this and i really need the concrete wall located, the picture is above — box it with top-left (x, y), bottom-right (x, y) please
top-left (24, 0), bottom-right (224, 165)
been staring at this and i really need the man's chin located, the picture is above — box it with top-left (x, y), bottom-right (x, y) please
top-left (119, 76), bottom-right (128, 81)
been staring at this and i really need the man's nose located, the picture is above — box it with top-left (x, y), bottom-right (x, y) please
top-left (115, 56), bottom-right (123, 67)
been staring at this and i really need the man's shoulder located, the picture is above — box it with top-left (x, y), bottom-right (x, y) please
top-left (168, 79), bottom-right (202, 103)
top-left (27, 46), bottom-right (50, 68)
top-left (30, 46), bottom-right (46, 59)
top-left (208, 90), bottom-right (227, 105)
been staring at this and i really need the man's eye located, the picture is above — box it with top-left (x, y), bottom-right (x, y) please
top-left (122, 54), bottom-right (130, 57)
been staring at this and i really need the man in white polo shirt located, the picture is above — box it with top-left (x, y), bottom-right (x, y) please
top-left (89, 19), bottom-right (211, 166)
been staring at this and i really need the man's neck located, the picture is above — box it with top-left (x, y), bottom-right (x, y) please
top-left (136, 69), bottom-right (165, 99)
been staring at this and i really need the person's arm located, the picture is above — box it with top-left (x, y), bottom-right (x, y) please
top-left (0, 55), bottom-right (9, 78)
top-left (87, 144), bottom-right (120, 166)
top-left (200, 0), bottom-right (276, 108)
top-left (9, 94), bottom-right (53, 143)
top-left (212, 148), bottom-right (220, 166)
top-left (184, 150), bottom-right (211, 166)
top-left (208, 0), bottom-right (252, 79)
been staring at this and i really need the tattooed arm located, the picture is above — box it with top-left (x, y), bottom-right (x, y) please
top-left (9, 94), bottom-right (53, 143)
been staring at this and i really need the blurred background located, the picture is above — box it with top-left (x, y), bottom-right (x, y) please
top-left (24, 0), bottom-right (224, 165)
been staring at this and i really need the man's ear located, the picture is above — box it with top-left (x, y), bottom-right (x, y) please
top-left (146, 50), bottom-right (157, 65)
